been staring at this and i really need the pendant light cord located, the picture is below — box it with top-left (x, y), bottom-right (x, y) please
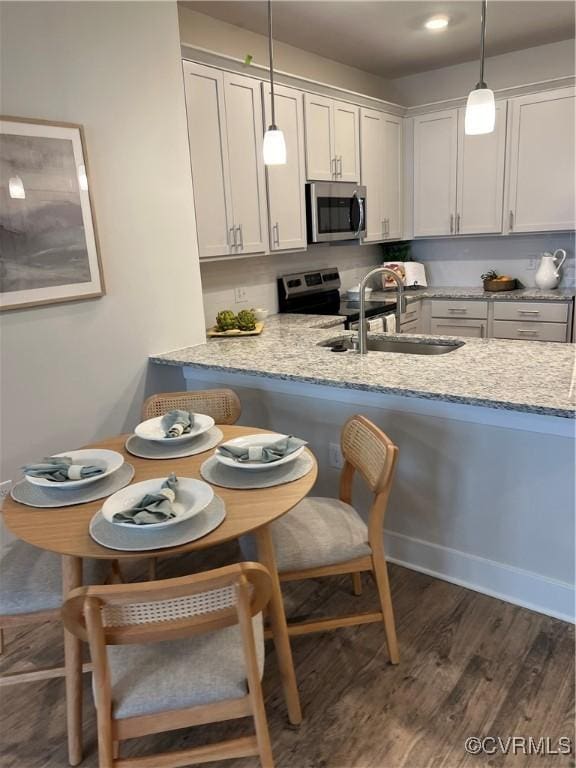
top-left (478, 0), bottom-right (487, 88)
top-left (268, 0), bottom-right (277, 128)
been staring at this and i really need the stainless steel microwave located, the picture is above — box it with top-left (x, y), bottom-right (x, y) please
top-left (305, 181), bottom-right (366, 243)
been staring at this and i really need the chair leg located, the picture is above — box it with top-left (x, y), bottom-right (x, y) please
top-left (147, 558), bottom-right (158, 581)
top-left (352, 573), bottom-right (363, 596)
top-left (113, 741), bottom-right (119, 759)
top-left (371, 553), bottom-right (399, 664)
top-left (0, 628), bottom-right (4, 655)
top-left (109, 561), bottom-right (124, 585)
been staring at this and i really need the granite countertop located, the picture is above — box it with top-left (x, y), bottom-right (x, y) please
top-left (381, 286), bottom-right (576, 302)
top-left (151, 314), bottom-right (576, 419)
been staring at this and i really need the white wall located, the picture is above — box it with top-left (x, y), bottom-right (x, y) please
top-left (392, 39), bottom-right (575, 107)
top-left (178, 7), bottom-right (397, 102)
top-left (200, 244), bottom-right (382, 328)
top-left (411, 233), bottom-right (576, 288)
top-left (0, 1), bottom-right (205, 481)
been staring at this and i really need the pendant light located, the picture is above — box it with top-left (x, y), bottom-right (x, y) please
top-left (465, 0), bottom-right (495, 135)
top-left (263, 0), bottom-right (287, 165)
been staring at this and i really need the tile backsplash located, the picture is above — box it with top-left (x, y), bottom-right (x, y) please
top-left (200, 242), bottom-right (382, 327)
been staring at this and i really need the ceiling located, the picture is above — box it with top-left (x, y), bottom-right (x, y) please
top-left (181, 1), bottom-right (575, 78)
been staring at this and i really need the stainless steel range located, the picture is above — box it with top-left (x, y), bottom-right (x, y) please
top-left (277, 267), bottom-right (396, 330)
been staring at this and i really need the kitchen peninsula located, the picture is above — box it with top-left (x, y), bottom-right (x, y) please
top-left (151, 312), bottom-right (575, 624)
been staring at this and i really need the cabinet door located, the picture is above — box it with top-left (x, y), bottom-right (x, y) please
top-left (304, 93), bottom-right (334, 181)
top-left (360, 108), bottom-right (385, 241)
top-left (413, 110), bottom-right (458, 237)
top-left (183, 62), bottom-right (232, 259)
top-left (333, 100), bottom-right (360, 182)
top-left (430, 318), bottom-right (487, 338)
top-left (263, 83), bottom-right (307, 251)
top-left (456, 102), bottom-right (506, 234)
top-left (383, 114), bottom-right (403, 239)
top-left (507, 88), bottom-right (575, 233)
top-left (223, 72), bottom-right (268, 255)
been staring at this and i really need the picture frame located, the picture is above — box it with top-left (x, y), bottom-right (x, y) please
top-left (0, 116), bottom-right (105, 311)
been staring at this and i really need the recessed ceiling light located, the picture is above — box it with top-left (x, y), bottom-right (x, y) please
top-left (424, 15), bottom-right (450, 31)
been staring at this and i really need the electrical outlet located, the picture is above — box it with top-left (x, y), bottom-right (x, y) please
top-left (328, 443), bottom-right (344, 469)
top-left (527, 256), bottom-right (538, 270)
top-left (234, 286), bottom-right (248, 303)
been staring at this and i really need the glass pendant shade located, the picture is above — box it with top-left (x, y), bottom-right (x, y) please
top-left (465, 87), bottom-right (496, 135)
top-left (8, 175), bottom-right (25, 199)
top-left (263, 126), bottom-right (287, 165)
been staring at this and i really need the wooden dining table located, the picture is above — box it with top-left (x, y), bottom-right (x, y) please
top-left (2, 425), bottom-right (318, 766)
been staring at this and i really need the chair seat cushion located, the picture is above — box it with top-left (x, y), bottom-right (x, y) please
top-left (107, 614), bottom-right (264, 719)
top-left (0, 539), bottom-right (109, 616)
top-left (241, 497), bottom-right (371, 572)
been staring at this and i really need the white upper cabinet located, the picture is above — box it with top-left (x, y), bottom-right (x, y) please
top-left (183, 62), bottom-right (232, 259)
top-left (262, 83), bottom-right (307, 251)
top-left (456, 102), bottom-right (507, 235)
top-left (183, 62), bottom-right (267, 259)
top-left (413, 110), bottom-right (458, 236)
top-left (507, 88), bottom-right (575, 233)
top-left (382, 113), bottom-right (403, 239)
top-left (222, 73), bottom-right (268, 255)
top-left (304, 94), bottom-right (359, 182)
top-left (333, 100), bottom-right (360, 182)
top-left (360, 109), bottom-right (403, 241)
top-left (304, 93), bottom-right (334, 181)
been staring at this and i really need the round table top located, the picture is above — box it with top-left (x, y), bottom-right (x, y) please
top-left (2, 425), bottom-right (318, 560)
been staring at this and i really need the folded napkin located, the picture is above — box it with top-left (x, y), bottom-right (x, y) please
top-left (23, 456), bottom-right (105, 483)
top-left (217, 435), bottom-right (307, 464)
top-left (113, 473), bottom-right (178, 525)
top-left (161, 410), bottom-right (195, 438)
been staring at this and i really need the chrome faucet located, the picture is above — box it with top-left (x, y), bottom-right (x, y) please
top-left (357, 266), bottom-right (406, 354)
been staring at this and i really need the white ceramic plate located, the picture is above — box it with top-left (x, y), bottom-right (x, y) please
top-left (134, 413), bottom-right (215, 444)
top-left (25, 449), bottom-right (124, 490)
top-left (102, 477), bottom-right (214, 530)
top-left (215, 434), bottom-right (306, 471)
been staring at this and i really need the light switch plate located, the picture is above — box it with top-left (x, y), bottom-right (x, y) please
top-left (234, 286), bottom-right (248, 303)
top-left (328, 443), bottom-right (344, 469)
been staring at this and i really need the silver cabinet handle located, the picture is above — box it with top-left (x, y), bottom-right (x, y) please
top-left (332, 157), bottom-right (337, 179)
top-left (236, 225), bottom-right (243, 249)
top-left (450, 214), bottom-right (454, 234)
top-left (386, 218), bottom-right (390, 235)
top-left (517, 329), bottom-right (538, 335)
top-left (456, 213), bottom-right (461, 233)
top-left (509, 210), bottom-right (514, 231)
top-left (448, 307), bottom-right (468, 313)
top-left (273, 222), bottom-right (280, 246)
top-left (338, 156), bottom-right (343, 177)
top-left (518, 310), bottom-right (540, 315)
top-left (381, 220), bottom-right (386, 237)
top-left (229, 226), bottom-right (237, 248)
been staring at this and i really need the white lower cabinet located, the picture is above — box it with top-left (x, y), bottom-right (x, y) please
top-left (492, 321), bottom-right (568, 343)
top-left (183, 62), bottom-right (267, 259)
top-left (262, 83), bottom-right (307, 252)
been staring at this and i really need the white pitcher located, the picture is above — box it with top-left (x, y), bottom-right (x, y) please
top-left (534, 249), bottom-right (567, 290)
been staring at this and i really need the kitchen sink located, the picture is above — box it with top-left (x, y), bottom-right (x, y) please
top-left (320, 336), bottom-right (464, 355)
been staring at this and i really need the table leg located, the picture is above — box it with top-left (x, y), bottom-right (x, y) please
top-left (254, 526), bottom-right (302, 726)
top-left (62, 555), bottom-right (83, 766)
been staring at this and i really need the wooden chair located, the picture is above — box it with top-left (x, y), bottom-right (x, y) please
top-left (0, 532), bottom-right (110, 686)
top-left (242, 415), bottom-right (400, 664)
top-left (62, 562), bottom-right (275, 768)
top-left (142, 388), bottom-right (241, 425)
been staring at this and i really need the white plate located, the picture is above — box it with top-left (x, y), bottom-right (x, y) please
top-left (102, 477), bottom-right (214, 530)
top-left (134, 413), bottom-right (215, 444)
top-left (215, 434), bottom-right (306, 471)
top-left (25, 449), bottom-right (124, 489)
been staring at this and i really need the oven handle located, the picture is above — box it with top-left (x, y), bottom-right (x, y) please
top-left (350, 192), bottom-right (364, 236)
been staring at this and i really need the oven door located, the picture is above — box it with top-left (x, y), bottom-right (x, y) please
top-left (307, 182), bottom-right (366, 243)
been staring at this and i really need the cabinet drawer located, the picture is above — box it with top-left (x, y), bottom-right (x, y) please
top-left (401, 319), bottom-right (419, 334)
top-left (493, 301), bottom-right (569, 323)
top-left (401, 302), bottom-right (421, 324)
top-left (430, 318), bottom-right (487, 338)
top-left (492, 320), bottom-right (567, 342)
top-left (431, 300), bottom-right (488, 319)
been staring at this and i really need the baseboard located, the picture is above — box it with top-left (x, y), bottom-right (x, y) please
top-left (384, 530), bottom-right (575, 624)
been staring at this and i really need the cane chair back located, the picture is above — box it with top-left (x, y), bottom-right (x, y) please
top-left (340, 415), bottom-right (397, 495)
top-left (142, 389), bottom-right (241, 425)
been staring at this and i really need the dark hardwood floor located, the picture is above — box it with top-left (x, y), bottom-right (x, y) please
top-left (1, 544), bottom-right (574, 768)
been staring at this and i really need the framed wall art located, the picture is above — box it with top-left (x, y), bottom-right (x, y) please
top-left (0, 116), bottom-right (104, 310)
